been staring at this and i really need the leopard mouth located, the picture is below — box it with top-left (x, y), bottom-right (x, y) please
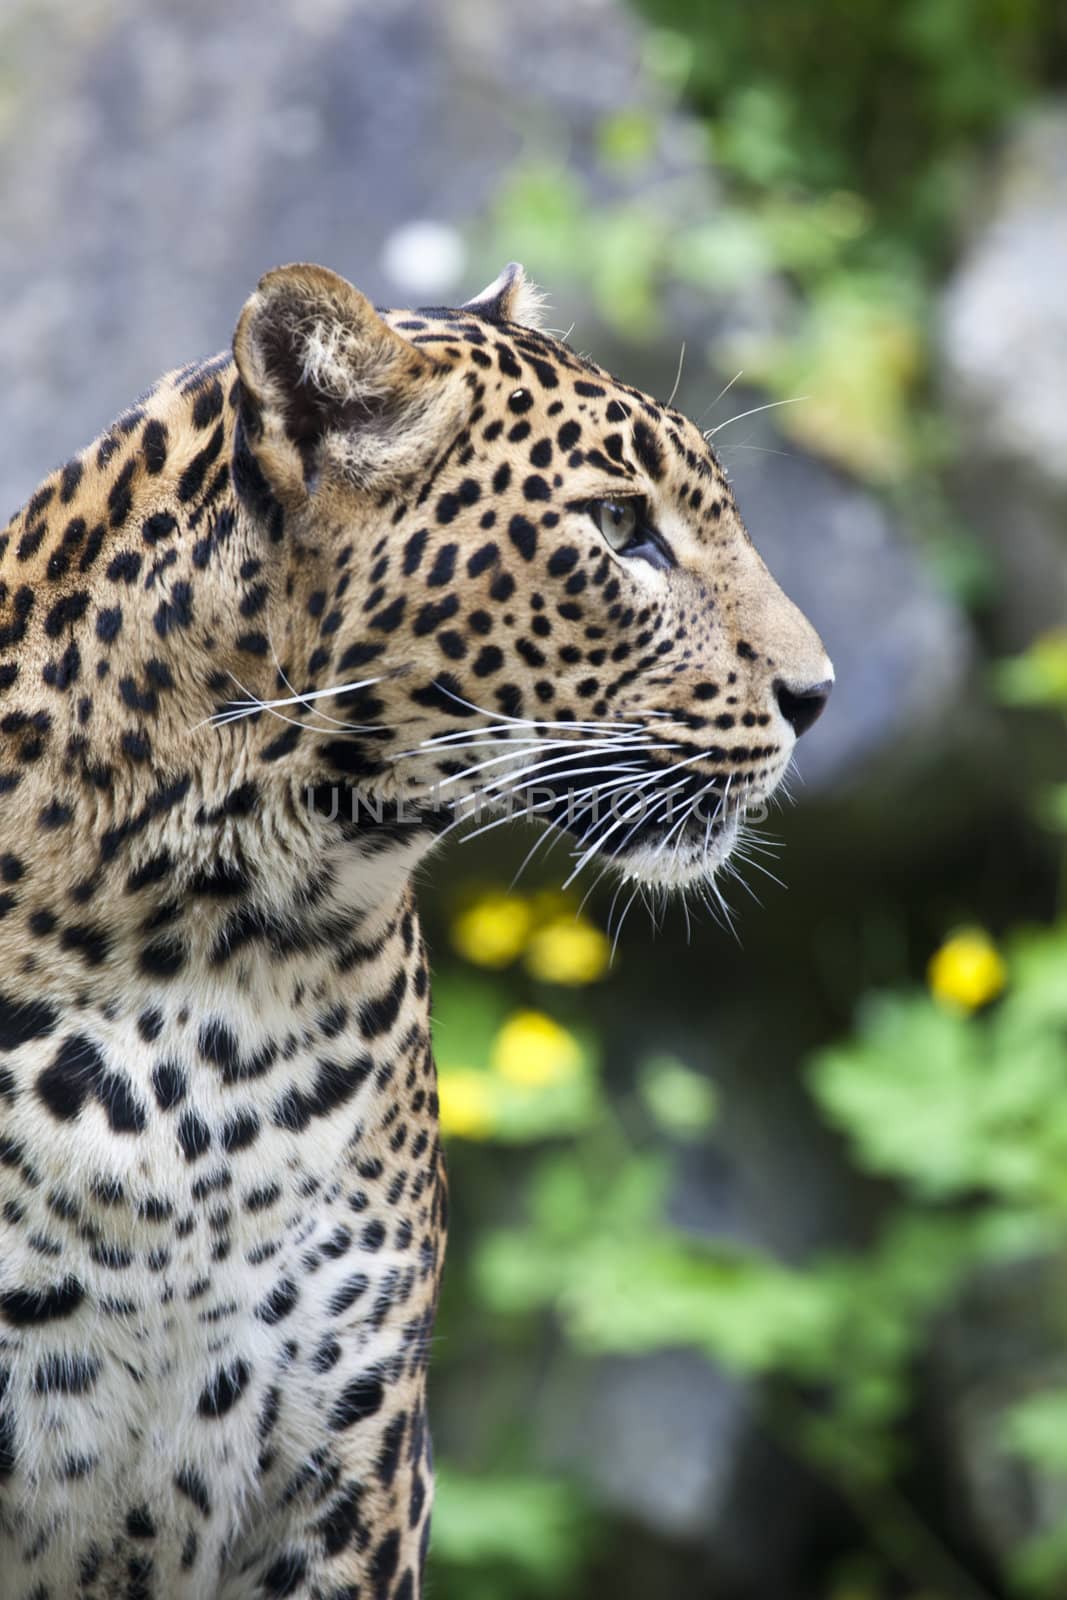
top-left (502, 747), bottom-right (750, 889)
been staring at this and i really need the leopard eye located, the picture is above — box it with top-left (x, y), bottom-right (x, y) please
top-left (590, 499), bottom-right (640, 552)
top-left (586, 498), bottom-right (675, 570)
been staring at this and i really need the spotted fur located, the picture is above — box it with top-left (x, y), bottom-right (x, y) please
top-left (0, 262), bottom-right (831, 1598)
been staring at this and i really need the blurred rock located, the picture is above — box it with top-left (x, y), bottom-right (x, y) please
top-left (543, 1350), bottom-right (750, 1540)
top-left (538, 1347), bottom-right (823, 1593)
top-left (941, 107), bottom-right (1067, 492)
top-left (939, 103), bottom-right (1067, 641)
top-left (0, 0), bottom-right (665, 512)
top-left (719, 403), bottom-right (971, 793)
top-left (929, 1257), bottom-right (1067, 1581)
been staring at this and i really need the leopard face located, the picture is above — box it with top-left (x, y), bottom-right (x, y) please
top-left (223, 261), bottom-right (832, 895)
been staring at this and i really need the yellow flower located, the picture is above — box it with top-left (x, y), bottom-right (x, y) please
top-left (437, 1069), bottom-right (495, 1139)
top-left (524, 915), bottom-right (610, 986)
top-left (451, 892), bottom-right (532, 969)
top-left (491, 1010), bottom-right (583, 1088)
top-left (928, 929), bottom-right (1007, 1013)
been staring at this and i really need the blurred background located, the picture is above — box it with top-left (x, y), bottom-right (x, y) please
top-left (3, 1), bottom-right (1067, 1594)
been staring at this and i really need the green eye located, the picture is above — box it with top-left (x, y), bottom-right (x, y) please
top-left (591, 499), bottom-right (639, 552)
top-left (584, 497), bottom-right (675, 571)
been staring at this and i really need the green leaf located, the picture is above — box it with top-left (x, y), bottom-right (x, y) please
top-left (432, 1468), bottom-right (592, 1591)
top-left (638, 1054), bottom-right (718, 1137)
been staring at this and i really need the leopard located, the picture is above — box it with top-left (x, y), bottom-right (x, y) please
top-left (0, 260), bottom-right (832, 1599)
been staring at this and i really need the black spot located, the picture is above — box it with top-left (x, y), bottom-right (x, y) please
top-left (127, 852), bottom-right (174, 893)
top-left (36, 1034), bottom-right (104, 1121)
top-left (0, 1276), bottom-right (84, 1326)
top-left (142, 419), bottom-right (169, 474)
top-left (0, 993), bottom-right (59, 1050)
top-left (190, 861), bottom-right (247, 897)
top-left (257, 1278), bottom-right (298, 1325)
top-left (426, 543), bottom-right (457, 587)
top-left (152, 1060), bottom-right (186, 1110)
top-left (192, 381), bottom-right (224, 430)
top-left (329, 1370), bottom-right (384, 1429)
top-left (174, 1465), bottom-right (211, 1517)
top-left (261, 1549), bottom-right (308, 1598)
top-left (413, 596), bottom-right (460, 636)
top-left (44, 591), bottom-right (90, 638)
top-left (177, 422), bottom-right (225, 503)
top-left (137, 1007), bottom-right (164, 1043)
top-left (60, 457), bottom-right (84, 502)
top-left (315, 1482), bottom-right (363, 1557)
top-left (39, 799), bottom-right (73, 829)
top-left (361, 1218), bottom-right (387, 1252)
top-left (631, 419), bottom-right (664, 480)
top-left (140, 936), bottom-right (186, 978)
top-left (142, 512), bottom-right (177, 546)
top-left (125, 1504), bottom-right (157, 1540)
top-left (17, 524), bottom-right (47, 560)
top-left (197, 1358), bottom-right (250, 1418)
top-left (221, 1109), bottom-right (260, 1153)
top-left (360, 970), bottom-right (406, 1038)
top-left (153, 582), bottom-right (194, 637)
top-left (547, 546), bottom-right (579, 577)
top-left (402, 528), bottom-right (428, 576)
top-left (467, 542), bottom-right (498, 578)
top-left (107, 551), bottom-right (142, 584)
top-left (121, 730), bottom-right (153, 763)
top-left (260, 724), bottom-right (302, 762)
top-left (98, 1071), bottom-right (147, 1134)
top-left (371, 1530), bottom-right (401, 1599)
top-left (508, 515), bottom-right (538, 561)
top-left (107, 459), bottom-right (137, 527)
top-left (177, 1111), bottom-right (211, 1162)
top-left (96, 606), bottom-right (123, 643)
top-left (369, 596), bottom-right (406, 632)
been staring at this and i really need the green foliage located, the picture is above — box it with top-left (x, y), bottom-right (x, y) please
top-left (432, 1469), bottom-right (595, 1599)
top-left (634, 0), bottom-right (1064, 213)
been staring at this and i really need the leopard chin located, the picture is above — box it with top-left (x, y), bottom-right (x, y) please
top-left (612, 804), bottom-right (744, 890)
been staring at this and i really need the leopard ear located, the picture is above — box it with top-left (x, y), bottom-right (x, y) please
top-left (233, 263), bottom-right (462, 499)
top-left (462, 262), bottom-right (548, 330)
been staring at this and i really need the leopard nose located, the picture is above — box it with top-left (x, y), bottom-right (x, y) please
top-left (775, 677), bottom-right (833, 738)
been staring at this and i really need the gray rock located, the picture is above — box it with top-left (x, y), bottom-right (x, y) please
top-left (0, 0), bottom-right (664, 514)
top-left (939, 103), bottom-right (1067, 640)
top-left (930, 1257), bottom-right (1067, 1578)
top-left (537, 1346), bottom-right (820, 1592)
top-left (542, 1349), bottom-right (750, 1540)
top-left (941, 106), bottom-right (1067, 492)
top-left (720, 402), bottom-right (971, 792)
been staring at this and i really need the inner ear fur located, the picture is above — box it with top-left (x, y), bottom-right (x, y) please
top-left (233, 262), bottom-right (459, 496)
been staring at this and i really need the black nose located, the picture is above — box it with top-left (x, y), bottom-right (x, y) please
top-left (775, 678), bottom-right (833, 737)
